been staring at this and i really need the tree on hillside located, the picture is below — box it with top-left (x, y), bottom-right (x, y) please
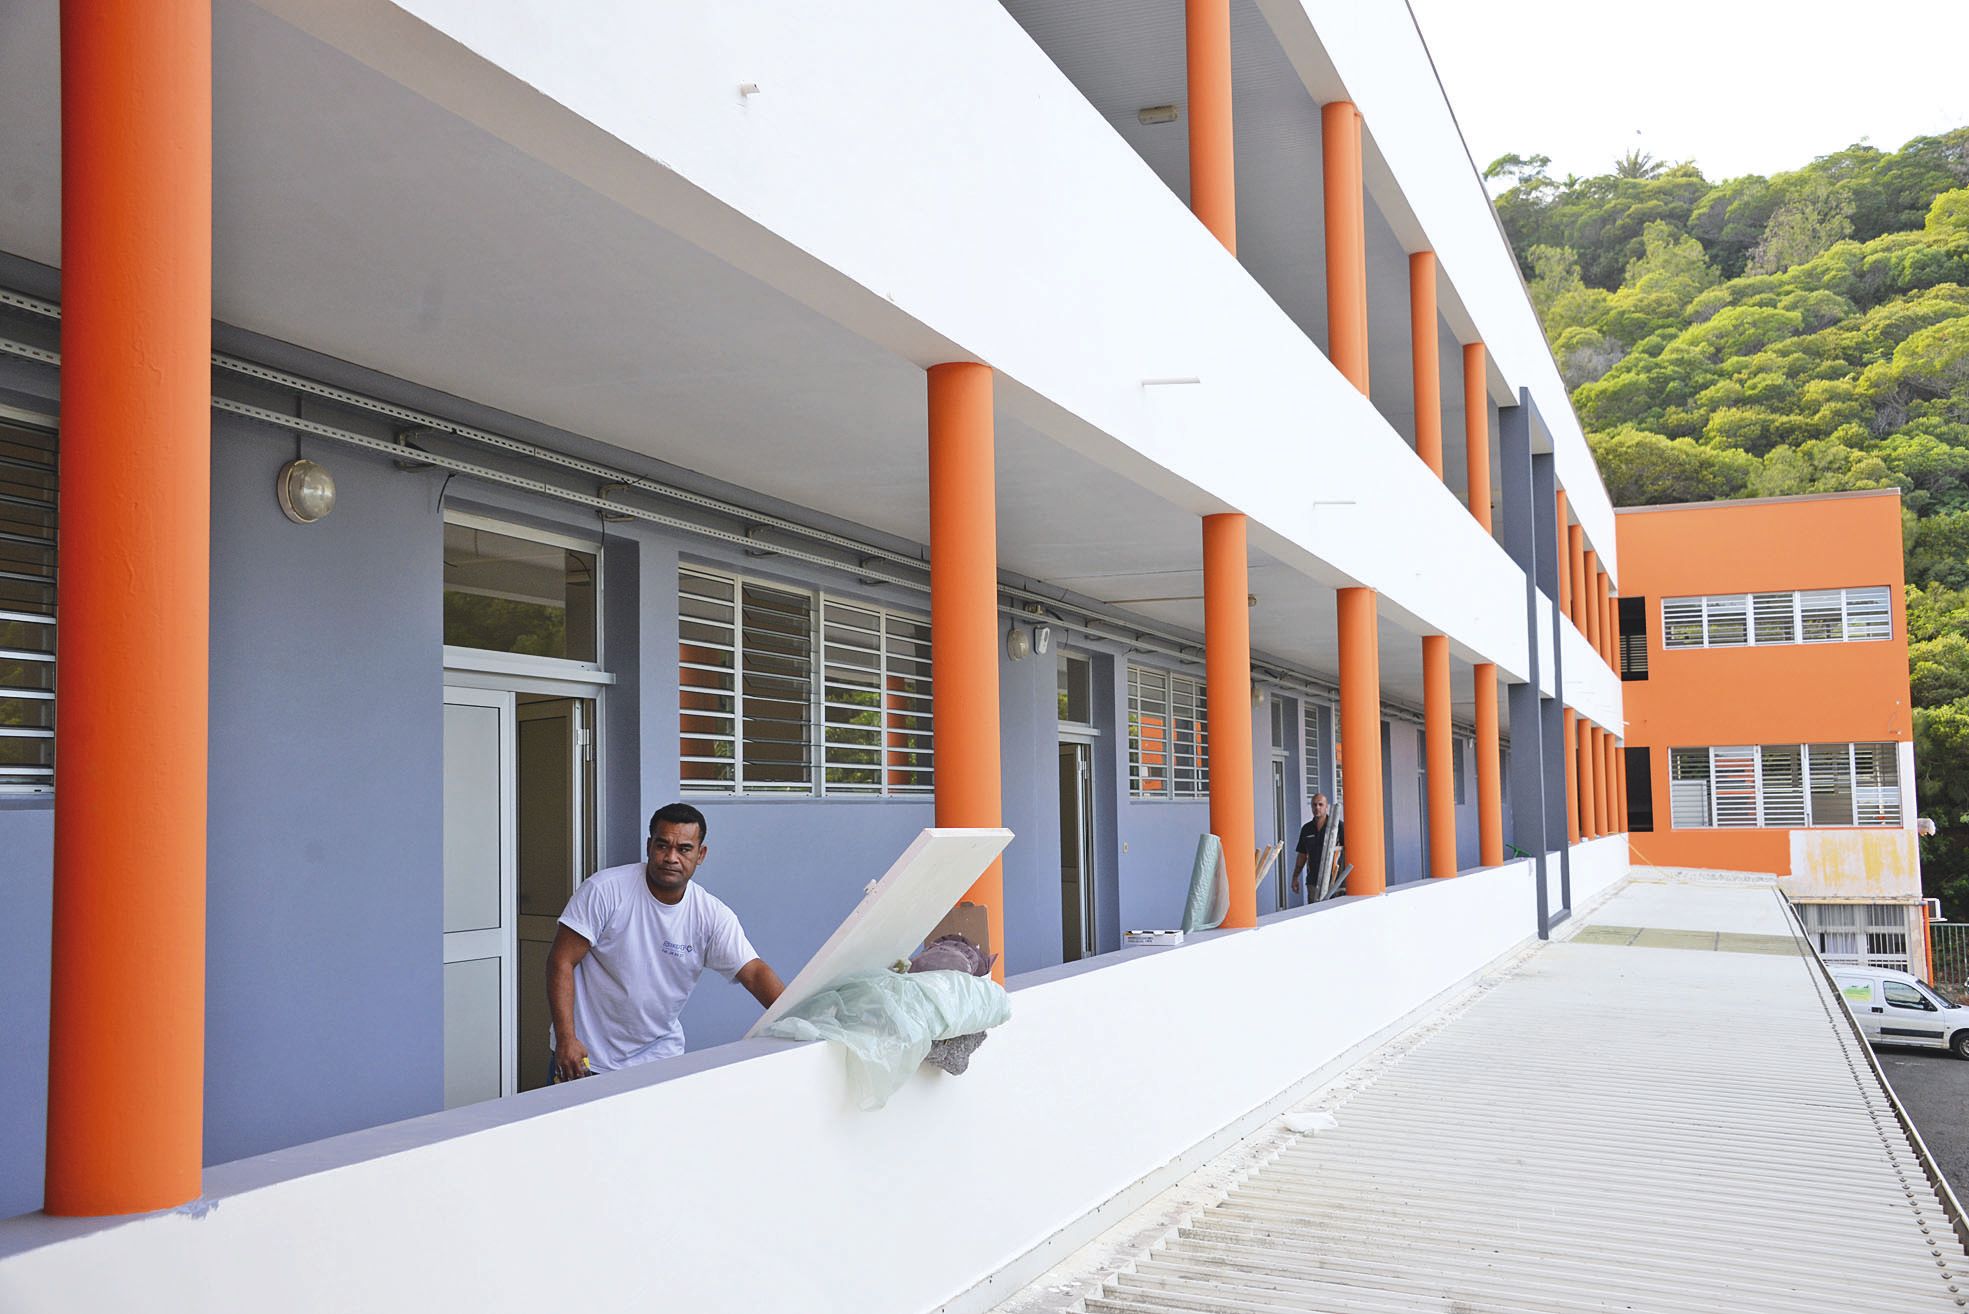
top-left (1495, 130), bottom-right (1969, 910)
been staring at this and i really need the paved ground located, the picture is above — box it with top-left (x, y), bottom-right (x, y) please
top-left (1879, 1043), bottom-right (1969, 1200)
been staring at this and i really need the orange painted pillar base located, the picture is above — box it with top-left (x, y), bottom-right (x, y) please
top-left (1473, 663), bottom-right (1503, 868)
top-left (1338, 587), bottom-right (1385, 895)
top-left (928, 363), bottom-right (1005, 979)
top-left (1423, 635), bottom-right (1455, 877)
top-left (46, 0), bottom-right (213, 1217)
top-left (1204, 514), bottom-right (1257, 928)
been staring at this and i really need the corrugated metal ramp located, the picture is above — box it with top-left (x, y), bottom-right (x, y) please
top-left (1006, 875), bottom-right (1969, 1314)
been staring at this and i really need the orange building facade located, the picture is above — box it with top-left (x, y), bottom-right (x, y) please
top-left (1617, 490), bottom-right (1926, 974)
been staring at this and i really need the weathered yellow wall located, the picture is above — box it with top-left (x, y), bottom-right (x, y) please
top-left (1786, 829), bottom-right (1922, 901)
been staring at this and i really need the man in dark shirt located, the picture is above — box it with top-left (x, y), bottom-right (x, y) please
top-left (1290, 793), bottom-right (1343, 901)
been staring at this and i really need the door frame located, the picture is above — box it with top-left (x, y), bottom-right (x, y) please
top-left (1058, 736), bottom-right (1098, 961)
top-left (444, 668), bottom-right (607, 1101)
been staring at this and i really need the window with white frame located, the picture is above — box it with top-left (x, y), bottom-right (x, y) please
top-left (1667, 742), bottom-right (1902, 829)
top-left (1453, 734), bottom-right (1469, 805)
top-left (677, 566), bottom-right (933, 797)
top-left (0, 418), bottom-right (56, 791)
top-left (1660, 587), bottom-right (1893, 650)
top-left (1128, 664), bottom-right (1208, 799)
top-left (1796, 902), bottom-right (1913, 971)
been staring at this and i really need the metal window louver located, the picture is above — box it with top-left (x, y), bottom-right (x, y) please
top-left (1758, 744), bottom-right (1808, 827)
top-left (680, 566), bottom-right (930, 798)
top-left (1661, 597), bottom-right (1705, 649)
top-left (0, 420), bottom-right (55, 790)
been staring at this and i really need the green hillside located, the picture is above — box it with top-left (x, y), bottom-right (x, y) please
top-left (1488, 131), bottom-right (1969, 906)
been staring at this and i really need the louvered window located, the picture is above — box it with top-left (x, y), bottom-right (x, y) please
top-left (0, 419), bottom-right (55, 791)
top-left (1808, 743), bottom-right (1856, 826)
top-left (1844, 587), bottom-right (1892, 641)
top-left (1669, 742), bottom-right (1903, 829)
top-left (1710, 746), bottom-right (1759, 828)
top-left (1130, 665), bottom-right (1208, 799)
top-left (1662, 597), bottom-right (1706, 649)
top-left (1799, 590), bottom-right (1844, 642)
top-left (1618, 596), bottom-right (1649, 679)
top-left (1758, 745), bottom-right (1807, 827)
top-left (1660, 587), bottom-right (1893, 650)
top-left (1704, 596), bottom-right (1749, 647)
top-left (819, 599), bottom-right (933, 796)
top-left (1302, 703), bottom-right (1323, 803)
top-left (1669, 748), bottom-right (1712, 828)
top-left (1852, 742), bottom-right (1902, 826)
top-left (679, 567), bottom-right (931, 797)
top-left (1751, 593), bottom-right (1796, 645)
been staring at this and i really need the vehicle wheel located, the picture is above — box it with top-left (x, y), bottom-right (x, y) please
top-left (1952, 1031), bottom-right (1969, 1060)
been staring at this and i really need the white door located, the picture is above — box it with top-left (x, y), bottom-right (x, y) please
top-left (443, 687), bottom-right (517, 1107)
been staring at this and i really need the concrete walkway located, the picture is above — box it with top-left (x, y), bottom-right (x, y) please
top-left (998, 873), bottom-right (1969, 1314)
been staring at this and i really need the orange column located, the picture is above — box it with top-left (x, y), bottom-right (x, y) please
top-left (1463, 343), bottom-right (1493, 531)
top-left (1578, 719), bottom-right (1598, 838)
top-left (1322, 101), bottom-right (1368, 393)
top-left (1338, 587), bottom-right (1385, 895)
top-left (1473, 663), bottom-right (1504, 868)
top-left (1184, 0), bottom-right (1236, 253)
top-left (1606, 588), bottom-right (1619, 667)
top-left (1568, 525), bottom-right (1587, 631)
top-left (1606, 589), bottom-right (1620, 672)
top-left (1606, 733), bottom-right (1621, 833)
top-left (927, 363), bottom-right (1005, 979)
top-left (1582, 552), bottom-right (1602, 652)
top-left (1203, 514), bottom-right (1257, 927)
top-left (1554, 490), bottom-right (1571, 615)
top-left (1563, 709), bottom-right (1581, 844)
top-left (1616, 739), bottom-right (1628, 835)
top-left (47, 0), bottom-right (212, 1218)
top-left (1423, 635), bottom-right (1455, 877)
top-left (1410, 252), bottom-right (1442, 477)
top-left (1596, 574), bottom-right (1611, 665)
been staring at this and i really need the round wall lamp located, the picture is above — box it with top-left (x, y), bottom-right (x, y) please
top-left (1006, 625), bottom-right (1032, 661)
top-left (276, 459), bottom-right (337, 524)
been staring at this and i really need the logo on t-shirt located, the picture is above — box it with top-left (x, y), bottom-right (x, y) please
top-left (661, 939), bottom-right (697, 960)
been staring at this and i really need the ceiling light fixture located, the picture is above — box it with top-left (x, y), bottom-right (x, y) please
top-left (276, 458), bottom-right (336, 524)
top-left (1137, 104), bottom-right (1179, 126)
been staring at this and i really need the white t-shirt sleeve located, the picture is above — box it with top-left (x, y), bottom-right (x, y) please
top-left (702, 899), bottom-right (760, 981)
top-left (558, 873), bottom-right (615, 944)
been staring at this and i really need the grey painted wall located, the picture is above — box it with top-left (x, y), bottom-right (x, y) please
top-left (0, 805), bottom-right (52, 1218)
top-left (204, 420), bottom-right (446, 1165)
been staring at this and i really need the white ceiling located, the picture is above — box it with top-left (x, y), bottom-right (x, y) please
top-left (0, 0), bottom-right (1511, 719)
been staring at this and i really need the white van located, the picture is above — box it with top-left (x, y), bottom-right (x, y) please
top-left (1832, 966), bottom-right (1969, 1058)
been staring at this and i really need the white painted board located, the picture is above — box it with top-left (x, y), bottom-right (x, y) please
top-left (745, 827), bottom-right (1013, 1039)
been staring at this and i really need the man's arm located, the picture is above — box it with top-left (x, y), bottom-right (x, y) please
top-left (1289, 850), bottom-right (1308, 894)
top-left (734, 957), bottom-right (785, 1009)
top-left (546, 924), bottom-right (593, 1081)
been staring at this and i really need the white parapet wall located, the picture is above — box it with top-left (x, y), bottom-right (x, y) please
top-left (0, 858), bottom-right (1624, 1314)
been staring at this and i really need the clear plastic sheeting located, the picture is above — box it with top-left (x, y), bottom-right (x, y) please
top-left (762, 969), bottom-right (1011, 1109)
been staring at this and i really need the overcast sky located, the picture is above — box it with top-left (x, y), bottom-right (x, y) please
top-left (1407, 0), bottom-right (1969, 185)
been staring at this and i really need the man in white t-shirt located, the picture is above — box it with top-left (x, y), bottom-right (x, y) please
top-left (547, 802), bottom-right (784, 1080)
